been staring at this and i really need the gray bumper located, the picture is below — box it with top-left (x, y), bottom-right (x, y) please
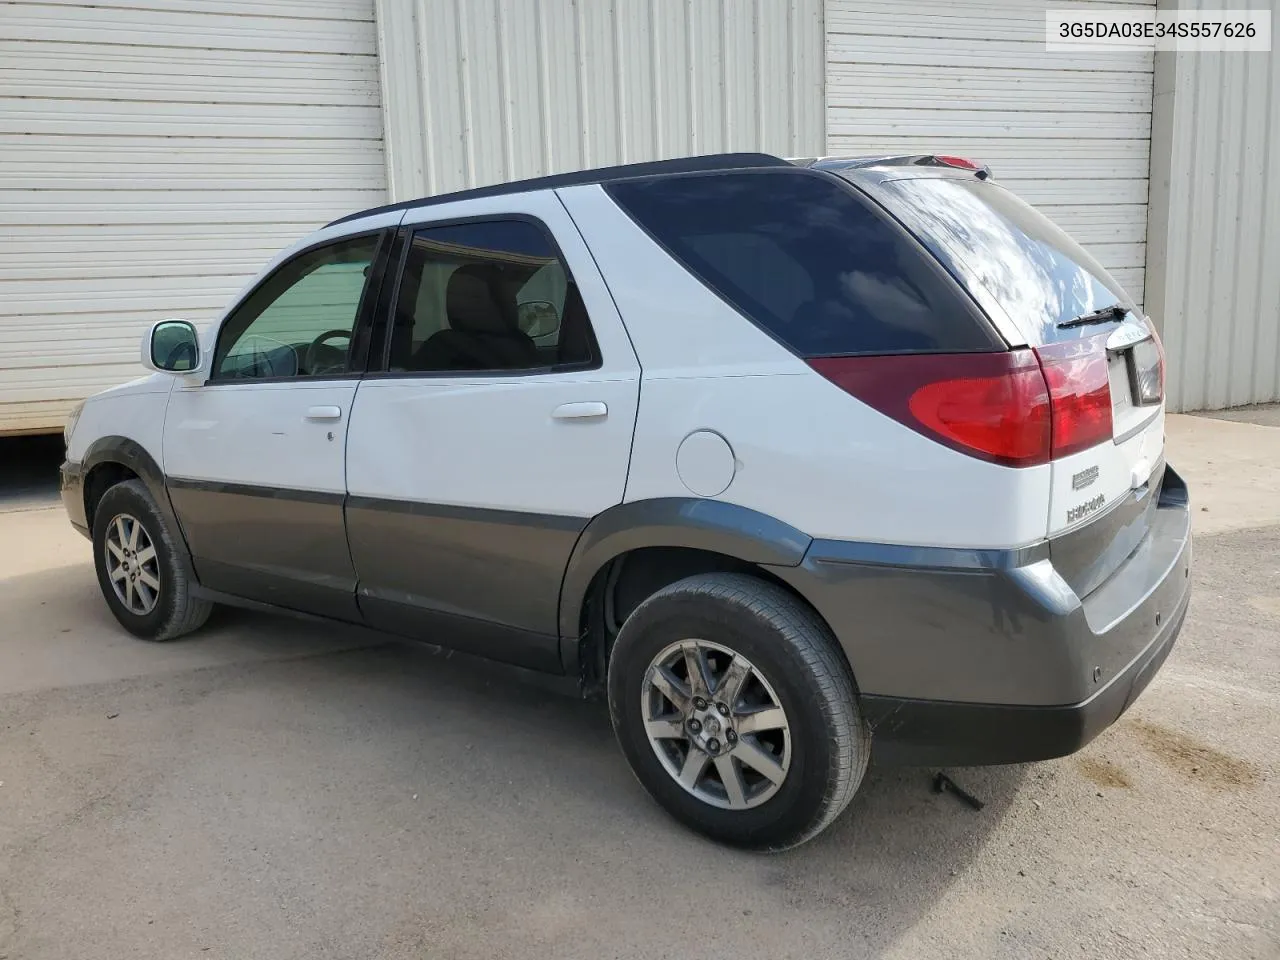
top-left (61, 459), bottom-right (90, 538)
top-left (772, 467), bottom-right (1192, 765)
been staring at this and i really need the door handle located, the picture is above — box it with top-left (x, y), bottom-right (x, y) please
top-left (552, 401), bottom-right (608, 421)
top-left (305, 405), bottom-right (343, 421)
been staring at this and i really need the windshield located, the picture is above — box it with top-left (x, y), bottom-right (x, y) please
top-left (859, 175), bottom-right (1138, 345)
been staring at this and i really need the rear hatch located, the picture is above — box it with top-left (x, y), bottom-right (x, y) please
top-left (844, 165), bottom-right (1166, 597)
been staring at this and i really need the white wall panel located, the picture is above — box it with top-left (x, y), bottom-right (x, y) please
top-left (826, 0), bottom-right (1155, 315)
top-left (0, 0), bottom-right (385, 435)
top-left (376, 0), bottom-right (826, 200)
top-left (1146, 0), bottom-right (1280, 411)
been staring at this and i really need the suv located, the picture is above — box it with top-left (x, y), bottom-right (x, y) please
top-left (61, 153), bottom-right (1191, 850)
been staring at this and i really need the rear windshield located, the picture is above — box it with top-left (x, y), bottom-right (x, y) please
top-left (860, 175), bottom-right (1137, 345)
top-left (606, 170), bottom-right (999, 357)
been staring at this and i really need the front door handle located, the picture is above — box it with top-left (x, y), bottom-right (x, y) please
top-left (305, 405), bottom-right (343, 421)
top-left (552, 401), bottom-right (608, 421)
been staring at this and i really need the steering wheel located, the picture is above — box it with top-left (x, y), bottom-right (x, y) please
top-left (304, 329), bottom-right (352, 376)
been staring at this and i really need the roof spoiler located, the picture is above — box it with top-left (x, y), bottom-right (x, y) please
top-left (809, 154), bottom-right (994, 180)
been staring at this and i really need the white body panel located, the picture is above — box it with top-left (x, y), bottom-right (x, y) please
top-left (0, 0), bottom-right (386, 435)
top-left (346, 191), bottom-right (641, 516)
top-left (562, 185), bottom-right (1052, 549)
top-left (347, 373), bottom-right (638, 516)
top-left (626, 372), bottom-right (1052, 549)
top-left (64, 374), bottom-right (172, 466)
top-left (164, 380), bottom-right (357, 495)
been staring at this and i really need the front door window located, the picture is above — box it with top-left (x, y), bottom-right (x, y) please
top-left (213, 235), bottom-right (380, 380)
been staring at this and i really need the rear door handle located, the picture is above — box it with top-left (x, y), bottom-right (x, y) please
top-left (552, 401), bottom-right (608, 421)
top-left (305, 405), bottom-right (343, 421)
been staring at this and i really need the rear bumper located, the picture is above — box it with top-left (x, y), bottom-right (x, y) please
top-left (860, 586), bottom-right (1186, 765)
top-left (772, 465), bottom-right (1192, 767)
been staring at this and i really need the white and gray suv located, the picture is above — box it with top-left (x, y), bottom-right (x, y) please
top-left (61, 153), bottom-right (1192, 849)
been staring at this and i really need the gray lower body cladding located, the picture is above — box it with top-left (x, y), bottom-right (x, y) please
top-left (771, 466), bottom-right (1193, 766)
top-left (66, 449), bottom-right (1192, 768)
top-left (859, 595), bottom-right (1186, 766)
top-left (61, 459), bottom-right (89, 535)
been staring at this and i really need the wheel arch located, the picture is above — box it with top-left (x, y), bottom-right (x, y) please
top-left (557, 498), bottom-right (816, 686)
top-left (81, 436), bottom-right (196, 577)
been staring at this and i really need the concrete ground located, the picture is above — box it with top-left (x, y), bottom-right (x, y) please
top-left (0, 415), bottom-right (1276, 960)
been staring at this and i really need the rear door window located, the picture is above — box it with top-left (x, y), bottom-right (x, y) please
top-left (606, 170), bottom-right (1000, 357)
top-left (862, 175), bottom-right (1138, 345)
top-left (386, 219), bottom-right (598, 373)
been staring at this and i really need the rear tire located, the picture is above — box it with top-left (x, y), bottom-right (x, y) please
top-left (92, 479), bottom-right (212, 642)
top-left (607, 572), bottom-right (869, 850)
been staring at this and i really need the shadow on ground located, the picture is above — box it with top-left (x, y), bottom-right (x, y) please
top-left (0, 557), bottom-right (1026, 960)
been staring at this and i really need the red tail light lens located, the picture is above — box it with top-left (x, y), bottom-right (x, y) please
top-left (808, 338), bottom-right (1114, 467)
top-left (935, 155), bottom-right (979, 170)
top-left (1033, 335), bottom-right (1113, 458)
top-left (807, 351), bottom-right (1051, 467)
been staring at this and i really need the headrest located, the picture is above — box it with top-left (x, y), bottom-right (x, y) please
top-left (445, 264), bottom-right (517, 336)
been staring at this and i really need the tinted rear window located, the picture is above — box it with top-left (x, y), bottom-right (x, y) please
top-left (862, 175), bottom-right (1137, 345)
top-left (606, 170), bottom-right (999, 357)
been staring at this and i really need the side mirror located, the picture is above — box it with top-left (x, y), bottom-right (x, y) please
top-left (517, 300), bottom-right (561, 339)
top-left (142, 319), bottom-right (201, 374)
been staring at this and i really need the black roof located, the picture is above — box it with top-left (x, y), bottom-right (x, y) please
top-left (326, 152), bottom-right (791, 227)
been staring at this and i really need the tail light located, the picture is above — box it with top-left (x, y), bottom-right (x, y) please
top-left (934, 155), bottom-right (978, 170)
top-left (1035, 336), bottom-right (1113, 458)
top-left (808, 336), bottom-right (1113, 468)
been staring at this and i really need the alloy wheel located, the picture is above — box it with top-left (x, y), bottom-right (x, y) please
top-left (104, 512), bottom-right (161, 616)
top-left (640, 639), bottom-right (791, 810)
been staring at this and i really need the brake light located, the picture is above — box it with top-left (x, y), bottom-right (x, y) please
top-left (807, 352), bottom-right (1051, 467)
top-left (808, 338), bottom-right (1114, 467)
top-left (935, 155), bottom-right (979, 170)
top-left (1033, 336), bottom-right (1113, 458)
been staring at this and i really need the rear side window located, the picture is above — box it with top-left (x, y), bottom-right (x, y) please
top-left (387, 219), bottom-right (598, 373)
top-left (606, 170), bottom-right (999, 357)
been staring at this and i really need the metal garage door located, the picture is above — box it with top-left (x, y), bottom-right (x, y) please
top-left (0, 0), bottom-right (386, 435)
top-left (825, 0), bottom-right (1154, 310)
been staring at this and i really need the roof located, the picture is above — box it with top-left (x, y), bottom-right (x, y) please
top-left (326, 152), bottom-right (791, 228)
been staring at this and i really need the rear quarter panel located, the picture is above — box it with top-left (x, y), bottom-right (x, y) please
top-left (559, 184), bottom-right (1051, 550)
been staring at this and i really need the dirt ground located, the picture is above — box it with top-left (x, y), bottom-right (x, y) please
top-left (0, 415), bottom-right (1276, 959)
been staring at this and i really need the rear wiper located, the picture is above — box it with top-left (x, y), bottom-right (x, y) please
top-left (1058, 304), bottom-right (1129, 329)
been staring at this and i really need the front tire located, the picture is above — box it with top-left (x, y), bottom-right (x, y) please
top-left (607, 573), bottom-right (869, 850)
top-left (92, 479), bottom-right (212, 642)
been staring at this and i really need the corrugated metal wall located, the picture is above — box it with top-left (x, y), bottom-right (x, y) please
top-left (0, 0), bottom-right (385, 434)
top-left (825, 0), bottom-right (1156, 310)
top-left (1146, 1), bottom-right (1280, 411)
top-left (374, 0), bottom-right (826, 201)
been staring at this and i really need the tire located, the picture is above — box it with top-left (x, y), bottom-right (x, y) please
top-left (92, 479), bottom-right (212, 642)
top-left (607, 572), bottom-right (869, 850)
